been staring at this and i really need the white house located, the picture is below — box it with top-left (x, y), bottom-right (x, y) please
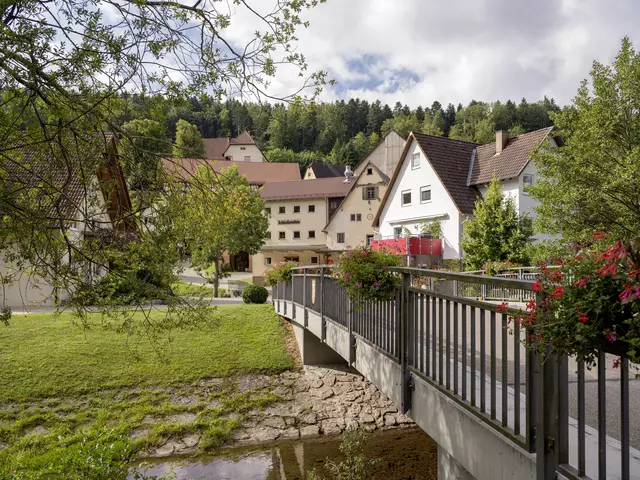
top-left (202, 131), bottom-right (266, 162)
top-left (373, 127), bottom-right (555, 262)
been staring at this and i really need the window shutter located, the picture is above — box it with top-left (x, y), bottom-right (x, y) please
top-left (362, 187), bottom-right (366, 200)
top-left (375, 186), bottom-right (379, 199)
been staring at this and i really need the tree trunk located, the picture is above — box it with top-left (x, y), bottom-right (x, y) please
top-left (214, 259), bottom-right (220, 298)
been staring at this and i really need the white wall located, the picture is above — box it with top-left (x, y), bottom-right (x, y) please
top-left (224, 144), bottom-right (264, 162)
top-left (377, 139), bottom-right (463, 259)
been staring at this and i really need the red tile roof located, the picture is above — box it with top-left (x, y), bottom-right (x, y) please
top-left (202, 131), bottom-right (256, 160)
top-left (468, 127), bottom-right (553, 186)
top-left (259, 177), bottom-right (353, 201)
top-left (163, 158), bottom-right (301, 185)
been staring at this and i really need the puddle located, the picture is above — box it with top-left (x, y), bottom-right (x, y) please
top-left (134, 427), bottom-right (437, 479)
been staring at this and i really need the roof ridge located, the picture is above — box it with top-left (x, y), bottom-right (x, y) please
top-left (412, 131), bottom-right (480, 146)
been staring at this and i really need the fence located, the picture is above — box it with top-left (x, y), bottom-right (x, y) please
top-left (274, 265), bottom-right (636, 480)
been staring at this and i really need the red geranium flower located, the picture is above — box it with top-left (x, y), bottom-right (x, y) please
top-left (577, 313), bottom-right (588, 324)
top-left (532, 280), bottom-right (542, 293)
top-left (496, 302), bottom-right (508, 313)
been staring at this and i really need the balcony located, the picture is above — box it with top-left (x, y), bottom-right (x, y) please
top-left (371, 236), bottom-right (442, 256)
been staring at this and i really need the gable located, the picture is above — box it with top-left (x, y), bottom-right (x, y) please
top-left (353, 130), bottom-right (405, 178)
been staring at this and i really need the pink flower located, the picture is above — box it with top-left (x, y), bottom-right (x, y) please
top-left (344, 273), bottom-right (350, 282)
top-left (605, 330), bottom-right (617, 343)
top-left (373, 281), bottom-right (381, 288)
top-left (355, 283), bottom-right (362, 289)
top-left (613, 357), bottom-right (623, 369)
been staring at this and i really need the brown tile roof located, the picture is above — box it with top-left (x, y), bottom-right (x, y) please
top-left (373, 133), bottom-right (479, 225)
top-left (308, 162), bottom-right (347, 178)
top-left (202, 138), bottom-right (230, 160)
top-left (259, 177), bottom-right (353, 201)
top-left (163, 158), bottom-right (301, 185)
top-left (232, 131), bottom-right (255, 145)
top-left (468, 127), bottom-right (553, 186)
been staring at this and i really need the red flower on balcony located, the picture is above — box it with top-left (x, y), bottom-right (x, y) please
top-left (574, 277), bottom-right (589, 288)
top-left (532, 280), bottom-right (542, 293)
top-left (496, 302), bottom-right (508, 313)
top-left (577, 313), bottom-right (588, 324)
top-left (592, 231), bottom-right (609, 241)
top-left (551, 286), bottom-right (564, 299)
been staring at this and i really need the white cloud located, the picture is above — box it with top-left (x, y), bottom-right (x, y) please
top-left (219, 0), bottom-right (640, 106)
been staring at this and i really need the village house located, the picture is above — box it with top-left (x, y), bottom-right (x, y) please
top-left (373, 127), bottom-right (555, 263)
top-left (0, 135), bottom-right (135, 308)
top-left (252, 176), bottom-right (353, 283)
top-left (304, 162), bottom-right (347, 179)
top-left (202, 131), bottom-right (266, 162)
top-left (322, 131), bottom-right (406, 252)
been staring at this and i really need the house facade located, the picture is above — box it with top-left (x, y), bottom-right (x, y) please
top-left (1, 135), bottom-right (134, 308)
top-left (251, 177), bottom-right (352, 282)
top-left (353, 129), bottom-right (405, 177)
top-left (202, 131), bottom-right (266, 162)
top-left (373, 127), bottom-right (554, 263)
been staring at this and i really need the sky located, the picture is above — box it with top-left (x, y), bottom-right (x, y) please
top-left (224, 0), bottom-right (640, 108)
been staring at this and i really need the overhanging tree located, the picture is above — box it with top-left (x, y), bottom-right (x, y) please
top-left (461, 176), bottom-right (534, 270)
top-left (531, 37), bottom-right (640, 241)
top-left (173, 119), bottom-right (206, 158)
top-left (172, 165), bottom-right (268, 297)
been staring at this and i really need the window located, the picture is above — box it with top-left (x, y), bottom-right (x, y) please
top-left (308, 230), bottom-right (316, 239)
top-left (244, 155), bottom-right (251, 162)
top-left (279, 206), bottom-right (285, 214)
top-left (411, 152), bottom-right (420, 169)
top-left (310, 256), bottom-right (319, 264)
top-left (265, 257), bottom-right (272, 265)
top-left (308, 205), bottom-right (315, 213)
top-left (366, 167), bottom-right (373, 175)
top-left (293, 231), bottom-right (301, 239)
top-left (265, 231), bottom-right (271, 239)
top-left (364, 186), bottom-right (376, 200)
top-left (394, 227), bottom-right (403, 239)
top-left (279, 231), bottom-right (286, 239)
top-left (401, 189), bottom-right (412, 206)
top-left (366, 235), bottom-right (374, 246)
top-left (420, 186), bottom-right (432, 203)
top-left (265, 207), bottom-right (271, 215)
top-left (293, 205), bottom-right (300, 213)
top-left (522, 174), bottom-right (534, 194)
top-left (240, 147), bottom-right (246, 150)
top-left (337, 232), bottom-right (345, 243)
top-left (350, 213), bottom-right (362, 222)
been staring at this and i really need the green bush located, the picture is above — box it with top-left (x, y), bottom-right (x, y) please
top-left (242, 284), bottom-right (269, 304)
top-left (335, 246), bottom-right (402, 302)
top-left (264, 261), bottom-right (298, 287)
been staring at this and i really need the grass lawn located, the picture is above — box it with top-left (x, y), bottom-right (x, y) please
top-left (0, 305), bottom-right (293, 478)
top-left (172, 281), bottom-right (226, 298)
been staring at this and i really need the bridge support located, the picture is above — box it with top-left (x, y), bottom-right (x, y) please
top-left (438, 445), bottom-right (476, 480)
top-left (290, 321), bottom-right (347, 366)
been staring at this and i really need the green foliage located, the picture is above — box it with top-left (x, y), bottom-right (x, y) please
top-left (264, 261), bottom-right (298, 287)
top-left (335, 246), bottom-right (402, 302)
top-left (461, 176), bottom-right (534, 270)
top-left (173, 119), bottom-right (205, 158)
top-left (381, 114), bottom-right (422, 138)
top-left (514, 236), bottom-right (640, 366)
top-left (170, 165), bottom-right (268, 296)
top-left (420, 219), bottom-right (442, 238)
top-left (121, 118), bottom-right (171, 190)
top-left (307, 430), bottom-right (381, 480)
top-left (171, 281), bottom-right (219, 298)
top-left (242, 284), bottom-right (269, 304)
top-left (531, 37), bottom-right (640, 241)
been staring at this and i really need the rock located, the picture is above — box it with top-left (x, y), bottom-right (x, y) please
top-left (284, 417), bottom-right (296, 427)
top-left (346, 404), bottom-right (362, 417)
top-left (168, 413), bottom-right (197, 424)
top-left (323, 374), bottom-right (336, 387)
top-left (207, 400), bottom-right (222, 409)
top-left (359, 413), bottom-right (375, 424)
top-left (142, 415), bottom-right (160, 424)
top-left (199, 378), bottom-right (224, 387)
top-left (27, 425), bottom-right (49, 436)
top-left (396, 413), bottom-right (413, 425)
top-left (372, 410), bottom-right (382, 420)
top-left (292, 380), bottom-right (310, 393)
top-left (248, 426), bottom-right (281, 442)
top-left (280, 427), bottom-right (300, 440)
top-left (181, 434), bottom-right (201, 448)
top-left (332, 383), bottom-right (354, 396)
top-left (298, 412), bottom-right (318, 425)
top-left (300, 425), bottom-right (320, 438)
top-left (321, 419), bottom-right (343, 435)
top-left (262, 416), bottom-right (286, 429)
top-left (383, 414), bottom-right (397, 427)
top-left (130, 428), bottom-right (149, 440)
top-left (152, 440), bottom-right (182, 457)
top-left (232, 430), bottom-right (250, 441)
top-left (310, 387), bottom-right (334, 400)
top-left (344, 418), bottom-right (360, 431)
top-left (273, 386), bottom-right (293, 399)
top-left (342, 390), bottom-right (364, 402)
top-left (239, 375), bottom-right (272, 392)
top-left (171, 394), bottom-right (200, 406)
top-left (306, 375), bottom-right (324, 389)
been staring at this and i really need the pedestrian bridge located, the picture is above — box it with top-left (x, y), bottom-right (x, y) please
top-left (273, 266), bottom-right (640, 480)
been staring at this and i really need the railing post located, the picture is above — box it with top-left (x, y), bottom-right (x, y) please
top-left (400, 271), bottom-right (412, 414)
top-left (291, 275), bottom-right (296, 320)
top-left (303, 270), bottom-right (308, 328)
top-left (348, 297), bottom-right (355, 365)
top-left (536, 349), bottom-right (559, 480)
top-left (320, 266), bottom-right (326, 342)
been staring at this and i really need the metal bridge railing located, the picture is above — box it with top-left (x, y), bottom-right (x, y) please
top-left (275, 265), bottom-right (637, 480)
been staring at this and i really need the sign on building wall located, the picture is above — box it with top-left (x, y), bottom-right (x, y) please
top-left (277, 220), bottom-right (301, 225)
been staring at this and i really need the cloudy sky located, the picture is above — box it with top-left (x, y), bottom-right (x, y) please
top-left (227, 0), bottom-right (640, 108)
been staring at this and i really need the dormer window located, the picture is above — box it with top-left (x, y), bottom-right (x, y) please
top-left (367, 167), bottom-right (373, 175)
top-left (411, 152), bottom-right (420, 169)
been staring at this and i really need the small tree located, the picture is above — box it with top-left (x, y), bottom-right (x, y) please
top-left (461, 176), bottom-right (534, 270)
top-left (173, 119), bottom-right (206, 158)
top-left (175, 165), bottom-right (268, 297)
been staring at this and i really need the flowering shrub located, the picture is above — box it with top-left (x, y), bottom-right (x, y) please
top-left (482, 260), bottom-right (521, 276)
top-left (506, 233), bottom-right (640, 365)
top-left (264, 261), bottom-right (298, 287)
top-left (335, 246), bottom-right (402, 302)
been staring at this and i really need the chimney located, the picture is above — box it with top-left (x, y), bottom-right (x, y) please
top-left (496, 130), bottom-right (509, 154)
top-left (343, 165), bottom-right (354, 183)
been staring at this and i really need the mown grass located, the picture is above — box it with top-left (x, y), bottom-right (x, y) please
top-left (171, 281), bottom-right (225, 298)
top-left (0, 305), bottom-right (293, 479)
